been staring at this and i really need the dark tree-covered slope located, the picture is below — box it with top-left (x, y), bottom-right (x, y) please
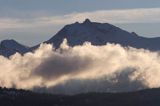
top-left (1, 87), bottom-right (160, 106)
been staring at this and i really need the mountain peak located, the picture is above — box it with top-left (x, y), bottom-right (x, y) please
top-left (0, 39), bottom-right (29, 57)
top-left (47, 19), bottom-right (138, 48)
top-left (0, 39), bottom-right (26, 48)
top-left (1, 39), bottom-right (17, 43)
top-left (83, 18), bottom-right (91, 24)
top-left (31, 20), bottom-right (160, 53)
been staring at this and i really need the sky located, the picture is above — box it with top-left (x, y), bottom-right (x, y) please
top-left (1, 0), bottom-right (160, 46)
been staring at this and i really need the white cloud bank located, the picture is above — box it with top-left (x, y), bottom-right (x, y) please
top-left (0, 39), bottom-right (160, 94)
top-left (1, 8), bottom-right (160, 30)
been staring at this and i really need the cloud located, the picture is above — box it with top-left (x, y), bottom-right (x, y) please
top-left (0, 39), bottom-right (160, 94)
top-left (50, 8), bottom-right (160, 24)
top-left (1, 8), bottom-right (160, 30)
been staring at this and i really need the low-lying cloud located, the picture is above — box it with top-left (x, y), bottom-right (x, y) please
top-left (0, 39), bottom-right (160, 94)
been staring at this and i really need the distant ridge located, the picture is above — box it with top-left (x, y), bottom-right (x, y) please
top-left (0, 39), bottom-right (29, 57)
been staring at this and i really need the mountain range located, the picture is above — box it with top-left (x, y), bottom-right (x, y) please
top-left (1, 19), bottom-right (160, 57)
top-left (1, 19), bottom-right (160, 106)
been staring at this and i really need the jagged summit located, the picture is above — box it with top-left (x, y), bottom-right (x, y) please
top-left (83, 18), bottom-right (92, 24)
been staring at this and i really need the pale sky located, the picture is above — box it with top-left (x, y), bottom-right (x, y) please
top-left (1, 0), bottom-right (160, 46)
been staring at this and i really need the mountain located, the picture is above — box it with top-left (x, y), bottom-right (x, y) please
top-left (1, 87), bottom-right (160, 106)
top-left (41, 19), bottom-right (160, 51)
top-left (0, 39), bottom-right (29, 57)
top-left (2, 19), bottom-right (160, 57)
